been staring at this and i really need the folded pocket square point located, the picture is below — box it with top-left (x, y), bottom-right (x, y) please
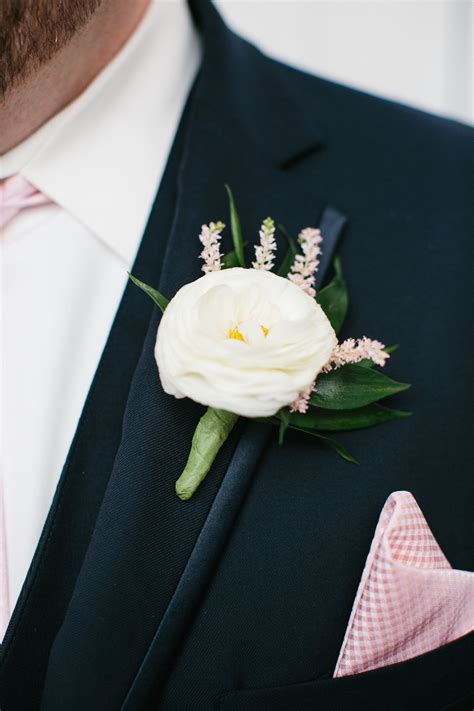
top-left (334, 491), bottom-right (474, 677)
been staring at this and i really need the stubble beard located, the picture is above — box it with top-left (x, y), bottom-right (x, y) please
top-left (0, 0), bottom-right (103, 98)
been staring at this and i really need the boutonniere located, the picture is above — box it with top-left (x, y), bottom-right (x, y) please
top-left (131, 187), bottom-right (410, 500)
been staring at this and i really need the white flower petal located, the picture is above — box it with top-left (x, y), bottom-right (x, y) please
top-left (155, 267), bottom-right (337, 417)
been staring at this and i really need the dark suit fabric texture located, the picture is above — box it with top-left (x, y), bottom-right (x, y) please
top-left (0, 0), bottom-right (472, 709)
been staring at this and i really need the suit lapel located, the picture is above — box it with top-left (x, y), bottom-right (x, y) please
top-left (42, 2), bottom-right (347, 708)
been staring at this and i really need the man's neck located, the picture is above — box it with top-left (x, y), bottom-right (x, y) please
top-left (0, 0), bottom-right (150, 156)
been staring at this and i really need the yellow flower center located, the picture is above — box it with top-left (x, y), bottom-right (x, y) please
top-left (228, 324), bottom-right (269, 342)
top-left (228, 325), bottom-right (245, 342)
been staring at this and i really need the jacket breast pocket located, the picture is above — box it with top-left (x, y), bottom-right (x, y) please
top-left (215, 632), bottom-right (474, 710)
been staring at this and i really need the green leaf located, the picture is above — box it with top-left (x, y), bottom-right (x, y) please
top-left (310, 364), bottom-right (410, 410)
top-left (316, 256), bottom-right (348, 334)
top-left (288, 403), bottom-right (411, 432)
top-left (358, 344), bottom-right (399, 368)
top-left (287, 426), bottom-right (359, 464)
top-left (128, 273), bottom-right (169, 313)
top-left (277, 224), bottom-right (298, 277)
top-left (221, 243), bottom-right (248, 269)
top-left (278, 408), bottom-right (291, 445)
top-left (313, 433), bottom-right (359, 464)
top-left (175, 408), bottom-right (239, 500)
top-left (221, 249), bottom-right (240, 269)
top-left (224, 184), bottom-right (246, 267)
top-left (260, 415), bottom-right (358, 464)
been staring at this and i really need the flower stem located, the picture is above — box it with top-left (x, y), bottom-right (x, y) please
top-left (175, 408), bottom-right (239, 500)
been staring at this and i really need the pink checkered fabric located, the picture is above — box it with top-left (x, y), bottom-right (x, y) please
top-left (334, 491), bottom-right (474, 677)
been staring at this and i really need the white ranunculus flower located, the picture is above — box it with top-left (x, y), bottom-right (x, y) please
top-left (155, 267), bottom-right (337, 418)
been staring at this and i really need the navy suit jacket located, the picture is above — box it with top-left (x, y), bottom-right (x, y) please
top-left (1, 0), bottom-right (472, 708)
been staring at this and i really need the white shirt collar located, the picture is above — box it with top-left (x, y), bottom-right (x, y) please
top-left (0, 0), bottom-right (201, 265)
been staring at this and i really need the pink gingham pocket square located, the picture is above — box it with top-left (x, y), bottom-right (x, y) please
top-left (334, 491), bottom-right (474, 678)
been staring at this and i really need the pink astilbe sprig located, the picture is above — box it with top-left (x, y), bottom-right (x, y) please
top-left (323, 337), bottom-right (389, 373)
top-left (253, 217), bottom-right (277, 270)
top-left (199, 221), bottom-right (226, 273)
top-left (288, 227), bottom-right (322, 298)
top-left (290, 379), bottom-right (316, 414)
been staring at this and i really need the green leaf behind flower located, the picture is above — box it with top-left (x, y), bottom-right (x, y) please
top-left (287, 426), bottom-right (359, 464)
top-left (225, 184), bottom-right (246, 268)
top-left (310, 364), bottom-right (410, 410)
top-left (277, 224), bottom-right (298, 277)
top-left (317, 256), bottom-right (348, 334)
top-left (268, 412), bottom-right (358, 464)
top-left (128, 273), bottom-right (169, 313)
top-left (278, 408), bottom-right (291, 444)
top-left (289, 403), bottom-right (411, 432)
top-left (221, 243), bottom-right (248, 269)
